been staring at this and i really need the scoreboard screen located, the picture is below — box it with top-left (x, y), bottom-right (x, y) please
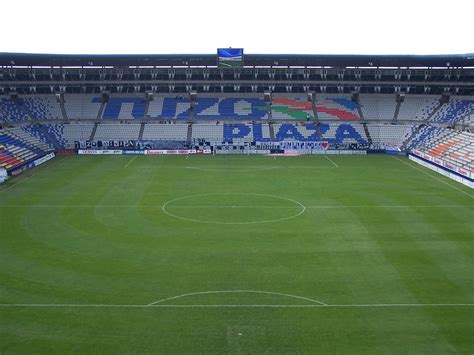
top-left (217, 48), bottom-right (243, 68)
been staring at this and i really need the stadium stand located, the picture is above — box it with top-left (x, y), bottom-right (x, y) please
top-left (0, 97), bottom-right (30, 121)
top-left (142, 123), bottom-right (189, 141)
top-left (397, 96), bottom-right (439, 121)
top-left (93, 123), bottom-right (141, 140)
top-left (191, 123), bottom-right (224, 143)
top-left (316, 97), bottom-right (360, 121)
top-left (64, 94), bottom-right (102, 120)
top-left (367, 124), bottom-right (414, 149)
top-left (2, 121), bottom-right (466, 153)
top-left (404, 126), bottom-right (445, 151)
top-left (0, 126), bottom-right (52, 169)
top-left (1, 94), bottom-right (473, 124)
top-left (320, 123), bottom-right (368, 145)
top-left (360, 95), bottom-right (397, 121)
top-left (430, 99), bottom-right (474, 123)
top-left (414, 130), bottom-right (474, 172)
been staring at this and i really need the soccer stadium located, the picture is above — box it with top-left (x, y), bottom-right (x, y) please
top-left (1, 3), bottom-right (473, 353)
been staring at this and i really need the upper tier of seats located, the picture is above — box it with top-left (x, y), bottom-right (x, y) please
top-left (1, 94), bottom-right (472, 123)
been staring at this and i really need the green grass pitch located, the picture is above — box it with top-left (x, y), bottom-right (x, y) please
top-left (0, 154), bottom-right (473, 353)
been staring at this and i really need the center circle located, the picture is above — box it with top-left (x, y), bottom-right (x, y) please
top-left (162, 193), bottom-right (305, 224)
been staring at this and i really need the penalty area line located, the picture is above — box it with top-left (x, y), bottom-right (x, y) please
top-left (324, 154), bottom-right (339, 168)
top-left (124, 155), bottom-right (138, 168)
top-left (0, 303), bottom-right (474, 308)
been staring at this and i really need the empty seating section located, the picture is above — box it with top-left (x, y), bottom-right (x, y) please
top-left (271, 97), bottom-right (312, 120)
top-left (146, 98), bottom-right (165, 118)
top-left (320, 123), bottom-right (367, 144)
top-left (0, 127), bottom-right (51, 170)
top-left (223, 124), bottom-right (254, 143)
top-left (368, 125), bottom-right (413, 149)
top-left (0, 96), bottom-right (62, 121)
top-left (405, 126), bottom-right (448, 150)
top-left (397, 96), bottom-right (438, 121)
top-left (361, 95), bottom-right (396, 120)
top-left (0, 93), bottom-right (472, 162)
top-left (459, 113), bottom-right (474, 125)
top-left (0, 97), bottom-right (30, 121)
top-left (191, 124), bottom-right (224, 143)
top-left (23, 96), bottom-right (63, 120)
top-left (101, 96), bottom-right (146, 120)
top-left (7, 127), bottom-right (52, 152)
top-left (64, 95), bottom-right (101, 120)
top-left (49, 124), bottom-right (95, 148)
top-left (431, 99), bottom-right (474, 123)
top-left (21, 125), bottom-right (56, 149)
top-left (142, 124), bottom-right (188, 140)
top-left (316, 97), bottom-right (360, 121)
top-left (273, 123), bottom-right (318, 141)
top-left (94, 124), bottom-right (141, 140)
top-left (417, 131), bottom-right (473, 171)
top-left (30, 123), bottom-right (96, 148)
top-left (1, 94), bottom-right (474, 123)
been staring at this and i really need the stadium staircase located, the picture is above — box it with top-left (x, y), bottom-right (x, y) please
top-left (38, 125), bottom-right (62, 150)
top-left (312, 102), bottom-right (319, 122)
top-left (316, 122), bottom-right (323, 140)
top-left (362, 123), bottom-right (373, 145)
top-left (60, 101), bottom-right (68, 119)
top-left (424, 101), bottom-right (444, 122)
top-left (96, 102), bottom-right (106, 120)
top-left (144, 101), bottom-right (150, 117)
top-left (269, 123), bottom-right (275, 141)
top-left (401, 125), bottom-right (424, 150)
top-left (356, 103), bottom-right (365, 121)
top-left (393, 101), bottom-right (401, 122)
top-left (139, 122), bottom-right (146, 140)
top-left (90, 123), bottom-right (99, 141)
top-left (186, 123), bottom-right (193, 144)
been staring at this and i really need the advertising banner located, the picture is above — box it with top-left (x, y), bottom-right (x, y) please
top-left (145, 149), bottom-right (210, 155)
top-left (78, 150), bottom-right (123, 155)
top-left (30, 152), bottom-right (55, 168)
top-left (254, 141), bottom-right (329, 150)
top-left (122, 150), bottom-right (145, 155)
top-left (8, 152), bottom-right (55, 176)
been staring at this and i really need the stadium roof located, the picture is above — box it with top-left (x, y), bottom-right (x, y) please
top-left (1, 52), bottom-right (474, 68)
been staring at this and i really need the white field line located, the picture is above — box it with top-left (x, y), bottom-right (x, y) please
top-left (0, 303), bottom-right (473, 308)
top-left (161, 193), bottom-right (306, 225)
top-left (148, 290), bottom-right (327, 306)
top-left (0, 205), bottom-right (470, 209)
top-left (124, 155), bottom-right (138, 168)
top-left (393, 156), bottom-right (473, 198)
top-left (0, 157), bottom-right (67, 193)
top-left (324, 154), bottom-right (339, 168)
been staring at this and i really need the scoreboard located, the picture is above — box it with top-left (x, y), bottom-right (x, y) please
top-left (217, 48), bottom-right (243, 68)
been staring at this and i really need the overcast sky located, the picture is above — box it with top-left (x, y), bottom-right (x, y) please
top-left (2, 0), bottom-right (472, 55)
